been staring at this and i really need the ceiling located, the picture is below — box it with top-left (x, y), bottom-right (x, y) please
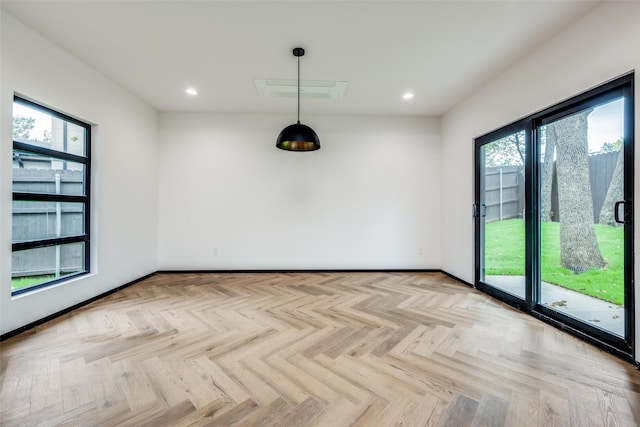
top-left (1, 1), bottom-right (600, 116)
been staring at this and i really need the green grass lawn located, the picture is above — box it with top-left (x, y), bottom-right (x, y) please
top-left (11, 275), bottom-right (55, 291)
top-left (485, 219), bottom-right (624, 305)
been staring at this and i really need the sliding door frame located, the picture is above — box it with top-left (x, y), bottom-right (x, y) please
top-left (474, 119), bottom-right (531, 312)
top-left (474, 72), bottom-right (634, 358)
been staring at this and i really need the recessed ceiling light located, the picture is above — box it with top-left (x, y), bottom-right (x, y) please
top-left (185, 88), bottom-right (198, 96)
top-left (403, 92), bottom-right (414, 100)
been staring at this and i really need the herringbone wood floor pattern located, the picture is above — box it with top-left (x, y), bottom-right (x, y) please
top-left (1, 272), bottom-right (640, 426)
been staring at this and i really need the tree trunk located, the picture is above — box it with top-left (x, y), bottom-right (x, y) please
top-left (599, 148), bottom-right (624, 226)
top-left (554, 109), bottom-right (606, 273)
top-left (540, 125), bottom-right (556, 222)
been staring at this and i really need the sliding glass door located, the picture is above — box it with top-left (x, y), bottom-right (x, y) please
top-left (476, 127), bottom-right (527, 303)
top-left (537, 92), bottom-right (632, 341)
top-left (475, 74), bottom-right (634, 356)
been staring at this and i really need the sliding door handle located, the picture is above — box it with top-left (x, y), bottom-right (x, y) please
top-left (614, 200), bottom-right (632, 224)
top-left (472, 203), bottom-right (486, 218)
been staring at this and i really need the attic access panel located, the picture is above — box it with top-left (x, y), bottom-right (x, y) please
top-left (255, 79), bottom-right (347, 99)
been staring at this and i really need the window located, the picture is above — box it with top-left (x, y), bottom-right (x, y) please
top-left (12, 97), bottom-right (91, 295)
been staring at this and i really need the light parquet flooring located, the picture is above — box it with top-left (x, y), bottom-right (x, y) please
top-left (2, 272), bottom-right (640, 426)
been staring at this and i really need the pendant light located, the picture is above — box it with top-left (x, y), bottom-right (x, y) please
top-left (276, 47), bottom-right (321, 151)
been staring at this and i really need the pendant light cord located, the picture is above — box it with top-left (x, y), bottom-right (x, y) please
top-left (297, 54), bottom-right (301, 124)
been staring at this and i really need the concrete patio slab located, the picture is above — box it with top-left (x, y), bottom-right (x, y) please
top-left (486, 275), bottom-right (624, 337)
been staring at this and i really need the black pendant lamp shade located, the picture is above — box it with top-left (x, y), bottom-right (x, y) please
top-left (276, 47), bottom-right (320, 151)
top-left (276, 122), bottom-right (320, 151)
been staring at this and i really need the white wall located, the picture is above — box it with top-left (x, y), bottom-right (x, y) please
top-left (440, 1), bottom-right (640, 355)
top-left (158, 113), bottom-right (440, 270)
top-left (0, 11), bottom-right (159, 334)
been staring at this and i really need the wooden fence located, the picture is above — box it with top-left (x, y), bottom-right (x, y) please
top-left (483, 165), bottom-right (524, 222)
top-left (12, 169), bottom-right (84, 277)
top-left (589, 151), bottom-right (619, 223)
top-left (485, 151), bottom-right (619, 224)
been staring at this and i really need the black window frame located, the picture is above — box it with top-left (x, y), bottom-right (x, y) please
top-left (11, 96), bottom-right (91, 295)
